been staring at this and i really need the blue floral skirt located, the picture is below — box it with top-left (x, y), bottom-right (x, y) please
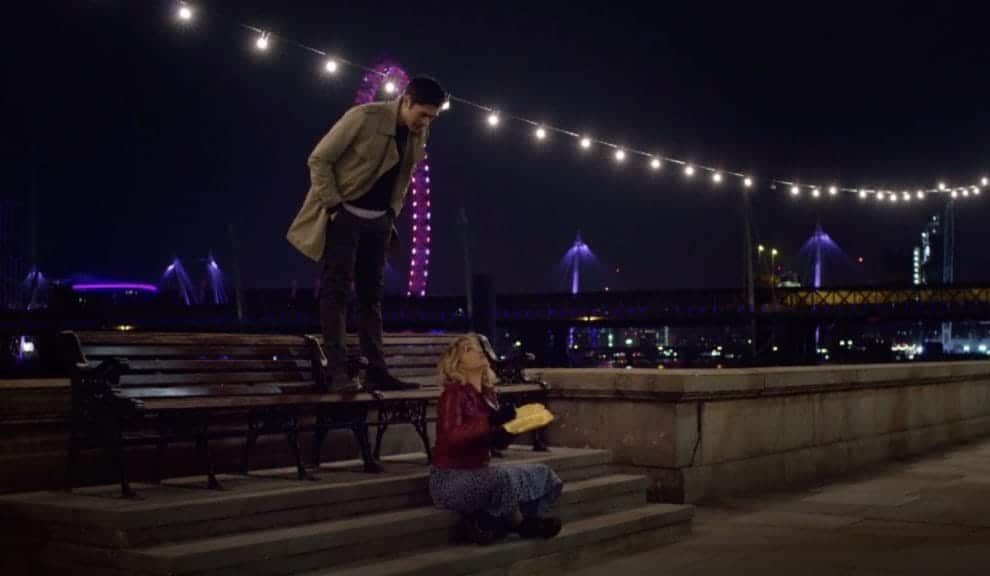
top-left (429, 462), bottom-right (563, 519)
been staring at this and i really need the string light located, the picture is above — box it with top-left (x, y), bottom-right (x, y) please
top-left (159, 4), bottom-right (987, 208)
top-left (255, 32), bottom-right (270, 51)
top-left (876, 192), bottom-right (885, 202)
top-left (916, 190), bottom-right (925, 199)
top-left (177, 3), bottom-right (193, 21)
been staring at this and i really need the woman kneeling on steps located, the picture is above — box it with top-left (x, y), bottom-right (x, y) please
top-left (429, 334), bottom-right (563, 545)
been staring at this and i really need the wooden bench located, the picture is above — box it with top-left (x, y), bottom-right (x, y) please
top-left (59, 331), bottom-right (549, 497)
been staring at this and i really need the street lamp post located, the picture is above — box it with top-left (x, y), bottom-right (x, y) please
top-left (770, 248), bottom-right (779, 305)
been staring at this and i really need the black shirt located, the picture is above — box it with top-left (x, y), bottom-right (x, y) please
top-left (349, 123), bottom-right (409, 213)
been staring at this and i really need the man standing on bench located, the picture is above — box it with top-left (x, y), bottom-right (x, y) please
top-left (287, 77), bottom-right (447, 392)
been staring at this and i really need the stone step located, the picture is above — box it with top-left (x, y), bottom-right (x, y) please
top-left (3, 448), bottom-right (611, 549)
top-left (84, 475), bottom-right (651, 576)
top-left (320, 505), bottom-right (694, 576)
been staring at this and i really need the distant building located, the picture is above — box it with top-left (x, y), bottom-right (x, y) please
top-left (913, 213), bottom-right (949, 286)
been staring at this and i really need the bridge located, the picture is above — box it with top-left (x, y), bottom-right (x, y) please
top-left (382, 284), bottom-right (990, 328)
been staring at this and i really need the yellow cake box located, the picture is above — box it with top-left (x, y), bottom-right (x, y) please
top-left (503, 403), bottom-right (555, 434)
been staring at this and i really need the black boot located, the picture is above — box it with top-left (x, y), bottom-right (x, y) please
top-left (364, 368), bottom-right (419, 391)
top-left (463, 512), bottom-right (507, 545)
top-left (326, 369), bottom-right (362, 393)
top-left (515, 516), bottom-right (562, 539)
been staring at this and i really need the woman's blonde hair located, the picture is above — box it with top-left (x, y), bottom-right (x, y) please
top-left (437, 334), bottom-right (498, 390)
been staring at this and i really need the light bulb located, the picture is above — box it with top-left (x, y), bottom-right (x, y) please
top-left (324, 59), bottom-right (338, 74)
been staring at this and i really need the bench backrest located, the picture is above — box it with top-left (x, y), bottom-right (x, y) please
top-left (66, 331), bottom-right (316, 402)
top-left (62, 331), bottom-right (464, 401)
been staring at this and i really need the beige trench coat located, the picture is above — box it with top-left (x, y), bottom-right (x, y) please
top-left (286, 100), bottom-right (428, 262)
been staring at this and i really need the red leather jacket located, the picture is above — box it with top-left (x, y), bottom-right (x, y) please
top-left (432, 381), bottom-right (496, 470)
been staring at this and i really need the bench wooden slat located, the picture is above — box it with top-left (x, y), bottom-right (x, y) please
top-left (82, 345), bottom-right (310, 359)
top-left (76, 332), bottom-right (308, 347)
top-left (122, 359), bottom-right (311, 373)
top-left (118, 371), bottom-right (312, 387)
top-left (118, 384), bottom-right (287, 399)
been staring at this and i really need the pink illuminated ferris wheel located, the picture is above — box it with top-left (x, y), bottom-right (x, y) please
top-left (352, 61), bottom-right (431, 297)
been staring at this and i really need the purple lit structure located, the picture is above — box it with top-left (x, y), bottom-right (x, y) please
top-left (798, 223), bottom-right (850, 289)
top-left (207, 253), bottom-right (227, 305)
top-left (72, 283), bottom-right (159, 293)
top-left (560, 233), bottom-right (598, 294)
top-left (161, 257), bottom-right (196, 305)
top-left (352, 61), bottom-right (432, 297)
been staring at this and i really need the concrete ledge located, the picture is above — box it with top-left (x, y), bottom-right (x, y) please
top-left (534, 362), bottom-right (990, 502)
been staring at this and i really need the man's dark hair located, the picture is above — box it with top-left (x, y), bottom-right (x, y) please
top-left (404, 76), bottom-right (447, 107)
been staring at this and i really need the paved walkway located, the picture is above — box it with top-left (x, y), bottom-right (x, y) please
top-left (574, 438), bottom-right (990, 575)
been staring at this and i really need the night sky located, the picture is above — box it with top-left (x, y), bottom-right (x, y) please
top-left (5, 1), bottom-right (990, 296)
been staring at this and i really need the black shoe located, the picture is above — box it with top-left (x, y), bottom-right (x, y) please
top-left (515, 516), bottom-right (562, 539)
top-left (464, 512), bottom-right (507, 546)
top-left (364, 369), bottom-right (419, 391)
top-left (326, 370), bottom-right (362, 394)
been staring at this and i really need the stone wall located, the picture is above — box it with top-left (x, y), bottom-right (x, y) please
top-left (532, 362), bottom-right (990, 503)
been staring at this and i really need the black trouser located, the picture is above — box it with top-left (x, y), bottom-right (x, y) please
top-left (320, 209), bottom-right (391, 375)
